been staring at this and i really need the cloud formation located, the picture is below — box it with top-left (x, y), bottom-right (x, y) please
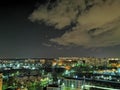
top-left (29, 0), bottom-right (120, 48)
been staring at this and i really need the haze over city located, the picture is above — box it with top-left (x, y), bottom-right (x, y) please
top-left (0, 0), bottom-right (120, 58)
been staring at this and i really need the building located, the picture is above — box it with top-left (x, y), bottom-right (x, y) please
top-left (47, 84), bottom-right (60, 90)
top-left (0, 73), bottom-right (2, 90)
top-left (61, 77), bottom-right (84, 90)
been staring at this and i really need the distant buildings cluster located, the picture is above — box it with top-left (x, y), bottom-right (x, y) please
top-left (58, 57), bottom-right (120, 67)
top-left (0, 57), bottom-right (120, 90)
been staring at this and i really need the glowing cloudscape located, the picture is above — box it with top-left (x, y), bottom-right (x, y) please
top-left (29, 0), bottom-right (120, 48)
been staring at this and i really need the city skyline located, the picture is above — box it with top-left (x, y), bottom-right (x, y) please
top-left (0, 0), bottom-right (120, 58)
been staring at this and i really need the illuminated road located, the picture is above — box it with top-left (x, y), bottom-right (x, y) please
top-left (84, 85), bottom-right (119, 90)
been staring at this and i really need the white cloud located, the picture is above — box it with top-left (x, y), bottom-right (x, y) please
top-left (29, 0), bottom-right (120, 48)
top-left (42, 43), bottom-right (52, 47)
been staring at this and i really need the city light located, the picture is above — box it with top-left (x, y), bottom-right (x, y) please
top-left (0, 57), bottom-right (120, 90)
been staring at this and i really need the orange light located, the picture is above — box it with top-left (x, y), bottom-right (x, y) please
top-left (58, 60), bottom-right (63, 66)
top-left (52, 61), bottom-right (57, 66)
top-left (65, 66), bottom-right (71, 70)
top-left (16, 88), bottom-right (20, 90)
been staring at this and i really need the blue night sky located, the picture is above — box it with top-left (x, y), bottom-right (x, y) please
top-left (0, 0), bottom-right (120, 58)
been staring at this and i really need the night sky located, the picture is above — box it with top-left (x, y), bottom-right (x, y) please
top-left (0, 0), bottom-right (120, 58)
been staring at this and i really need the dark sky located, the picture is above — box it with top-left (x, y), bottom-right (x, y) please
top-left (0, 0), bottom-right (120, 58)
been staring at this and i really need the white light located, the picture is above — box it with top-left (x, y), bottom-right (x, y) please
top-left (62, 83), bottom-right (65, 86)
top-left (32, 67), bottom-right (35, 70)
top-left (71, 84), bottom-right (74, 88)
top-left (76, 75), bottom-right (78, 78)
